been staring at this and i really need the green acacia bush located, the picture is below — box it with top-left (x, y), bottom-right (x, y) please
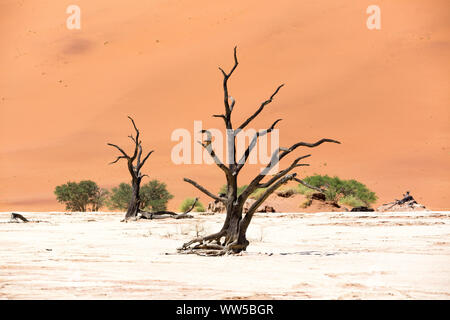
top-left (55, 180), bottom-right (108, 212)
top-left (107, 180), bottom-right (173, 211)
top-left (248, 187), bottom-right (267, 200)
top-left (107, 183), bottom-right (132, 211)
top-left (297, 174), bottom-right (377, 207)
top-left (339, 195), bottom-right (366, 208)
top-left (180, 197), bottom-right (205, 212)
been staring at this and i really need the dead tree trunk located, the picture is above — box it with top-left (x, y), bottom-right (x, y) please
top-left (127, 175), bottom-right (142, 219)
top-left (107, 116), bottom-right (153, 221)
top-left (178, 47), bottom-right (340, 256)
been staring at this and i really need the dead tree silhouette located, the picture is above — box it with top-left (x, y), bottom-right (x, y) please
top-left (108, 116), bottom-right (195, 221)
top-left (178, 47), bottom-right (340, 256)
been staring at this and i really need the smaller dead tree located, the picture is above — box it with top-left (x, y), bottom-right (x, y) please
top-left (108, 116), bottom-right (195, 221)
top-left (108, 116), bottom-right (153, 220)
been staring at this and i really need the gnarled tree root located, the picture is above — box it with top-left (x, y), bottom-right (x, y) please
top-left (177, 231), bottom-right (248, 256)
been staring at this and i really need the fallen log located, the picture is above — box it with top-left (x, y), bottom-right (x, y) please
top-left (138, 198), bottom-right (198, 220)
top-left (350, 206), bottom-right (375, 212)
top-left (11, 213), bottom-right (29, 222)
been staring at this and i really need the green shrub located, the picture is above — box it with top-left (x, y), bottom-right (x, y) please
top-left (297, 174), bottom-right (377, 207)
top-left (249, 187), bottom-right (267, 200)
top-left (140, 180), bottom-right (174, 211)
top-left (180, 198), bottom-right (205, 212)
top-left (276, 185), bottom-right (299, 197)
top-left (342, 179), bottom-right (377, 205)
top-left (107, 183), bottom-right (132, 211)
top-left (300, 199), bottom-right (312, 208)
top-left (296, 184), bottom-right (316, 197)
top-left (107, 180), bottom-right (173, 211)
top-left (55, 180), bottom-right (108, 212)
top-left (339, 195), bottom-right (365, 208)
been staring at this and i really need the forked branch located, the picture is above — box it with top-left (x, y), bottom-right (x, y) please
top-left (107, 143), bottom-right (129, 159)
top-left (237, 84), bottom-right (284, 130)
top-left (257, 154), bottom-right (311, 189)
top-left (219, 46), bottom-right (238, 120)
top-left (236, 118), bottom-right (283, 171)
top-left (199, 130), bottom-right (229, 174)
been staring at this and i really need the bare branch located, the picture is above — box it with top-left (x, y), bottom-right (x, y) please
top-left (252, 138), bottom-right (340, 176)
top-left (138, 150), bottom-right (154, 170)
top-left (127, 116), bottom-right (140, 160)
top-left (219, 46), bottom-right (238, 79)
top-left (128, 116), bottom-right (139, 137)
top-left (182, 197), bottom-right (199, 214)
top-left (279, 138), bottom-right (341, 162)
top-left (107, 143), bottom-right (130, 158)
top-left (128, 135), bottom-right (137, 144)
top-left (238, 84), bottom-right (284, 130)
top-left (199, 130), bottom-right (229, 174)
top-left (236, 119), bottom-right (282, 171)
top-left (219, 46), bottom-right (238, 120)
top-left (183, 178), bottom-right (226, 202)
top-left (293, 177), bottom-right (326, 193)
top-left (109, 155), bottom-right (127, 165)
top-left (257, 154), bottom-right (311, 188)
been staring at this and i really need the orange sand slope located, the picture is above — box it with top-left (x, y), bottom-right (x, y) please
top-left (0, 0), bottom-right (449, 211)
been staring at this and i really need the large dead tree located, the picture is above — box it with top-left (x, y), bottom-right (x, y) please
top-left (179, 47), bottom-right (340, 256)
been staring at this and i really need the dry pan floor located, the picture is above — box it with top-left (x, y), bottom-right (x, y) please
top-left (0, 211), bottom-right (449, 299)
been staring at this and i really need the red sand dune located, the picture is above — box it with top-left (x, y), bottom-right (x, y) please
top-left (0, 0), bottom-right (449, 211)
